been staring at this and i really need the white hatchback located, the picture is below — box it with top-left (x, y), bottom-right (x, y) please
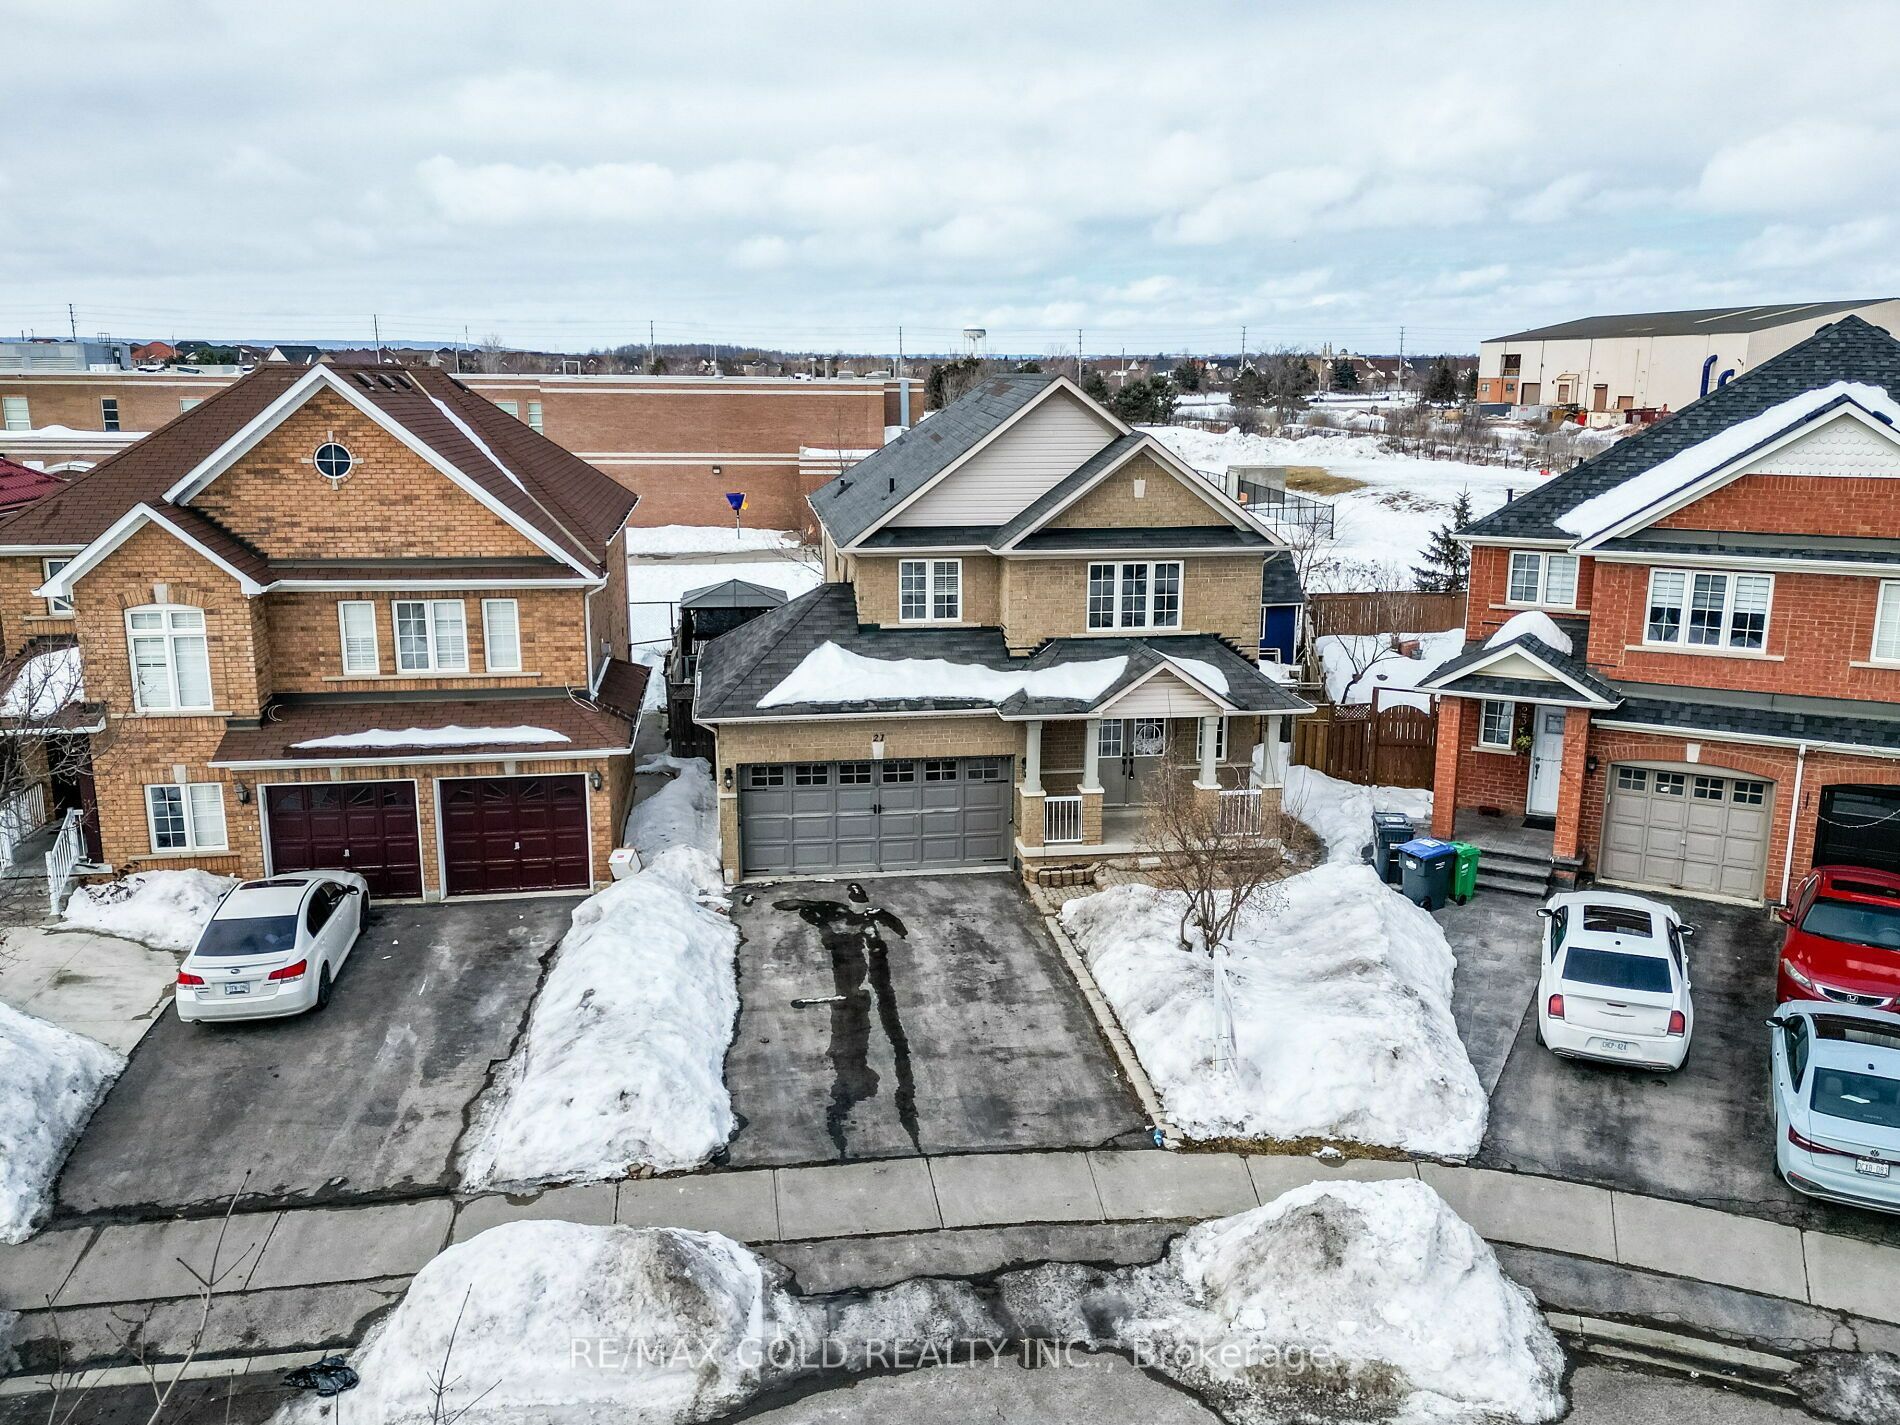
top-left (1769, 1001), bottom-right (1900, 1213)
top-left (175, 870), bottom-right (369, 1023)
top-left (1536, 890), bottom-right (1695, 1072)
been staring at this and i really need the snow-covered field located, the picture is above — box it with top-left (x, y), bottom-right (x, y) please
top-left (0, 1001), bottom-right (123, 1242)
top-left (459, 758), bottom-right (738, 1188)
top-left (1061, 863), bottom-right (1485, 1155)
top-left (61, 869), bottom-right (235, 952)
top-left (1282, 764), bottom-right (1432, 865)
top-left (1315, 628), bottom-right (1464, 711)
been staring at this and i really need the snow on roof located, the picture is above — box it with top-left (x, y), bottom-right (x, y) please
top-left (758, 641), bottom-right (1126, 709)
top-left (1557, 380), bottom-right (1900, 539)
top-left (292, 725), bottom-right (571, 751)
top-left (1486, 610), bottom-right (1573, 656)
top-left (1167, 655), bottom-right (1230, 696)
top-left (427, 395), bottom-right (526, 493)
top-left (624, 525), bottom-right (804, 556)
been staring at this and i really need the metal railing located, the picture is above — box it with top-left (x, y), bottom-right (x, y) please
top-left (0, 781), bottom-right (49, 867)
top-left (1218, 788), bottom-right (1264, 836)
top-left (46, 808), bottom-right (84, 915)
top-left (1236, 477), bottom-right (1336, 539)
top-left (1044, 795), bottom-right (1083, 845)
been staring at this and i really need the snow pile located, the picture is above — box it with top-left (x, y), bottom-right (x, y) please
top-left (1316, 628), bottom-right (1464, 710)
top-left (293, 725), bottom-right (569, 751)
top-left (62, 869), bottom-right (235, 952)
top-left (625, 755), bottom-right (719, 862)
top-left (1486, 610), bottom-right (1573, 655)
top-left (0, 1002), bottom-right (123, 1242)
top-left (759, 642), bottom-right (1126, 708)
top-left (1062, 863), bottom-right (1485, 1155)
top-left (0, 645), bottom-right (84, 719)
top-left (1283, 765), bottom-right (1431, 864)
top-left (1793, 1351), bottom-right (1900, 1425)
top-left (1558, 381), bottom-right (1900, 539)
top-left (626, 525), bottom-right (804, 556)
top-left (1124, 1180), bottom-right (1564, 1422)
top-left (1168, 655), bottom-right (1230, 695)
top-left (275, 1222), bottom-right (818, 1425)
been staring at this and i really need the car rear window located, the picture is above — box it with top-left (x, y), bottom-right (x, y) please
top-left (1561, 947), bottom-right (1672, 994)
top-left (194, 915), bottom-right (298, 958)
top-left (1811, 1068), bottom-right (1900, 1131)
top-left (1580, 905), bottom-right (1654, 937)
top-left (1800, 898), bottom-right (1900, 951)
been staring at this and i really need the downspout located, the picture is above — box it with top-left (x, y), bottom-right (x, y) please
top-left (1779, 741), bottom-right (1808, 906)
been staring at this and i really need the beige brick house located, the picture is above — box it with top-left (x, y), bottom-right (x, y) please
top-left (0, 361), bottom-right (648, 899)
top-left (695, 372), bottom-right (1310, 883)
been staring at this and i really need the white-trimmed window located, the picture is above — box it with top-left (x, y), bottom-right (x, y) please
top-left (1873, 581), bottom-right (1900, 664)
top-left (482, 598), bottom-right (522, 671)
top-left (2, 396), bottom-right (29, 431)
top-left (393, 600), bottom-right (468, 673)
top-left (100, 398), bottom-right (120, 433)
top-left (1194, 718), bottom-right (1228, 762)
top-left (146, 783), bottom-right (226, 852)
top-left (1507, 550), bottom-right (1579, 607)
top-left (897, 559), bottom-right (960, 622)
top-left (127, 605), bottom-right (212, 711)
top-left (495, 399), bottom-right (520, 418)
top-left (1087, 561), bottom-right (1183, 630)
top-left (338, 601), bottom-right (379, 675)
top-left (179, 397), bottom-right (201, 413)
top-left (42, 558), bottom-right (72, 616)
top-left (1479, 700), bottom-right (1515, 749)
top-left (526, 401), bottom-right (544, 432)
top-left (1644, 569), bottom-right (1772, 651)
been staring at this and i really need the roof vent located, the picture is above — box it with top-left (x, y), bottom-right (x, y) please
top-left (352, 372), bottom-right (376, 389)
top-left (888, 476), bottom-right (895, 493)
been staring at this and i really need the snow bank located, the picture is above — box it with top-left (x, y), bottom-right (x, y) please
top-left (275, 1221), bottom-right (817, 1425)
top-left (293, 725), bottom-right (569, 751)
top-left (1487, 610), bottom-right (1572, 655)
top-left (625, 755), bottom-right (719, 862)
top-left (1061, 864), bottom-right (1485, 1155)
top-left (1131, 1179), bottom-right (1564, 1422)
top-left (1316, 629), bottom-right (1464, 711)
top-left (0, 1002), bottom-right (123, 1242)
top-left (759, 641), bottom-right (1125, 708)
top-left (0, 645), bottom-right (84, 719)
top-left (1283, 765), bottom-right (1431, 864)
top-left (61, 869), bottom-right (235, 952)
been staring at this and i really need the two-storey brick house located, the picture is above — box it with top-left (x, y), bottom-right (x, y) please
top-left (1422, 316), bottom-right (1900, 904)
top-left (0, 361), bottom-right (648, 899)
top-left (694, 372), bottom-right (1310, 883)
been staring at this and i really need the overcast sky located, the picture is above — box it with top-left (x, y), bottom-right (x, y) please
top-left (7, 1), bottom-right (1900, 358)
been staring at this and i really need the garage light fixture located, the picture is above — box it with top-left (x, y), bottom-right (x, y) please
top-left (589, 770), bottom-right (603, 791)
top-left (232, 780), bottom-right (251, 805)
top-left (722, 767), bottom-right (733, 790)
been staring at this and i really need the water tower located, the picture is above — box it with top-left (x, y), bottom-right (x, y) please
top-left (962, 327), bottom-right (987, 359)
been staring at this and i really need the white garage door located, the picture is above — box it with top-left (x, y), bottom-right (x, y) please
top-left (1600, 766), bottom-right (1772, 901)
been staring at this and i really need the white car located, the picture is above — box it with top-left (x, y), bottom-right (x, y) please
top-left (1536, 890), bottom-right (1695, 1071)
top-left (1769, 1001), bottom-right (1900, 1213)
top-left (175, 870), bottom-right (369, 1023)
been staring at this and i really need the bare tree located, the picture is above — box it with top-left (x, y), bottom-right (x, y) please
top-left (1140, 764), bottom-right (1291, 956)
top-left (1312, 579), bottom-right (1427, 702)
top-left (0, 640), bottom-right (109, 931)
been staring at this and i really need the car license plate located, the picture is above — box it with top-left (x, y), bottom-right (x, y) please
top-left (223, 982), bottom-right (251, 997)
top-left (1856, 1158), bottom-right (1892, 1179)
top-left (1593, 1038), bottom-right (1634, 1053)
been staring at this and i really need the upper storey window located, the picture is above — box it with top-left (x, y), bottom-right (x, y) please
top-left (1872, 581), bottom-right (1900, 665)
top-left (127, 605), bottom-right (212, 711)
top-left (394, 600), bottom-right (469, 673)
top-left (1645, 570), bottom-right (1772, 652)
top-left (1088, 561), bottom-right (1182, 630)
top-left (1506, 551), bottom-right (1578, 608)
top-left (898, 559), bottom-right (960, 622)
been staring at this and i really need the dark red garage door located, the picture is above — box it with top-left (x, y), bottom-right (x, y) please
top-left (265, 782), bottom-right (424, 898)
top-left (440, 775), bottom-right (591, 896)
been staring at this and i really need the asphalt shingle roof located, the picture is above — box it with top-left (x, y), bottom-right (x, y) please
top-left (1600, 683), bottom-right (1900, 752)
top-left (1260, 551), bottom-right (1304, 606)
top-left (1423, 632), bottom-right (1621, 705)
top-left (679, 578), bottom-right (788, 610)
top-left (1491, 300), bottom-right (1891, 343)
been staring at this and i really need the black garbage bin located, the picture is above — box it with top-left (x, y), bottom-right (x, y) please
top-left (1398, 837), bottom-right (1458, 909)
top-left (1371, 811), bottom-right (1416, 884)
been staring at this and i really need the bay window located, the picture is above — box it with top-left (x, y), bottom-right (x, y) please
top-left (1506, 550), bottom-right (1579, 607)
top-left (1087, 561), bottom-right (1183, 630)
top-left (1873, 581), bottom-right (1900, 664)
top-left (482, 598), bottom-right (522, 671)
top-left (146, 783), bottom-right (226, 852)
top-left (1644, 569), bottom-right (1772, 651)
top-left (897, 559), bottom-right (960, 622)
top-left (394, 600), bottom-right (468, 672)
top-left (126, 605), bottom-right (212, 711)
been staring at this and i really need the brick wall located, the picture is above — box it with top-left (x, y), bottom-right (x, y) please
top-left (1656, 473), bottom-right (1900, 537)
top-left (0, 553), bottom-right (78, 657)
top-left (853, 553), bottom-right (1003, 627)
top-left (587, 525), bottom-right (632, 665)
top-left (0, 375), bottom-right (227, 434)
top-left (1046, 453), bottom-right (1228, 528)
top-left (1002, 554), bottom-right (1263, 655)
top-left (1466, 545), bottom-right (1596, 640)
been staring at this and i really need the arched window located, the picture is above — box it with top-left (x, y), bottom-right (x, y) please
top-left (126, 605), bottom-right (212, 711)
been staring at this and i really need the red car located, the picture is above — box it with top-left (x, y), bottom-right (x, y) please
top-left (1778, 866), bottom-right (1900, 1011)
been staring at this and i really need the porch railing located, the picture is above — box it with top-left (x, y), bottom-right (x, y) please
top-left (1218, 788), bottom-right (1264, 836)
top-left (1044, 794), bottom-right (1083, 845)
top-left (0, 781), bottom-right (49, 868)
top-left (46, 808), bottom-right (84, 915)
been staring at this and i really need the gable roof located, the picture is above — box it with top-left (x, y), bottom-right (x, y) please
top-left (0, 364), bottom-right (637, 577)
top-left (680, 577), bottom-right (788, 610)
top-left (1466, 317), bottom-right (1900, 542)
top-left (1421, 631), bottom-right (1621, 709)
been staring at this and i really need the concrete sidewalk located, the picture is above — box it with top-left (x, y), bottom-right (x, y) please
top-left (0, 926), bottom-right (177, 1055)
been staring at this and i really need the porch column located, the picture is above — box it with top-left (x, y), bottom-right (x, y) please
top-left (1023, 719), bottom-right (1044, 796)
top-left (1081, 718), bottom-right (1102, 793)
top-left (1431, 698), bottom-right (1466, 840)
top-left (1551, 707), bottom-right (1592, 887)
top-left (1196, 714), bottom-right (1220, 790)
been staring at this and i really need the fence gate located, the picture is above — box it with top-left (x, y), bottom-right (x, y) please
top-left (1292, 700), bottom-right (1437, 790)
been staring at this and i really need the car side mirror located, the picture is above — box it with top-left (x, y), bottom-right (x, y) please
top-left (1536, 906), bottom-right (1554, 920)
top-left (1775, 906), bottom-right (1794, 925)
top-left (346, 885), bottom-right (363, 896)
top-left (1765, 1017), bottom-right (1787, 1031)
top-left (1678, 924), bottom-right (1695, 938)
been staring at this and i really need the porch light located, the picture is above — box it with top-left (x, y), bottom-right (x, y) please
top-left (589, 770), bottom-right (604, 791)
top-left (233, 781), bottom-right (251, 805)
top-left (722, 767), bottom-right (733, 790)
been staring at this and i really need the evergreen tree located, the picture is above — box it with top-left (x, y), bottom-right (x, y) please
top-left (1424, 356), bottom-right (1458, 403)
top-left (1457, 366), bottom-right (1479, 401)
top-left (1329, 356), bottom-right (1360, 392)
top-left (1414, 489), bottom-right (1474, 592)
top-left (926, 355), bottom-right (985, 407)
top-left (1015, 360), bottom-right (1043, 373)
top-left (1230, 367), bottom-right (1266, 408)
top-left (1173, 358), bottom-right (1206, 392)
top-left (647, 354), bottom-right (669, 375)
top-left (1109, 375), bottom-right (1177, 424)
top-left (1082, 369), bottom-right (1112, 403)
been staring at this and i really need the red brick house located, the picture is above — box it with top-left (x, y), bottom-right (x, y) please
top-left (1422, 316), bottom-right (1900, 905)
top-left (0, 361), bottom-right (648, 899)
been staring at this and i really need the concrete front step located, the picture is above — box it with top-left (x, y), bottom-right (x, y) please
top-left (1478, 864), bottom-right (1554, 899)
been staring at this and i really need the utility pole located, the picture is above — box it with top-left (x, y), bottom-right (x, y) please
top-left (1076, 329), bottom-right (1083, 382)
top-left (648, 319), bottom-right (655, 369)
top-left (1398, 325), bottom-right (1405, 403)
top-left (1240, 325), bottom-right (1246, 371)
top-left (896, 325), bottom-right (904, 379)
top-left (68, 304), bottom-right (77, 342)
top-left (460, 324), bottom-right (469, 373)
top-left (373, 314), bottom-right (383, 363)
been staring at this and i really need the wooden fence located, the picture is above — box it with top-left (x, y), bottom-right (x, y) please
top-left (1308, 590), bottom-right (1467, 638)
top-left (1292, 700), bottom-right (1438, 789)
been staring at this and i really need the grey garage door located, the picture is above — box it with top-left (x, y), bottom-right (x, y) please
top-left (739, 756), bottom-right (1011, 877)
top-left (1600, 765), bottom-right (1772, 900)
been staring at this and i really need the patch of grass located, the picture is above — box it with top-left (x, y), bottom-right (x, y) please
top-left (1283, 467), bottom-right (1367, 496)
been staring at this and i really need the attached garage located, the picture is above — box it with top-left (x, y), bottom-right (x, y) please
top-left (1814, 786), bottom-right (1900, 876)
top-left (739, 756), bottom-right (1011, 877)
top-left (440, 775), bottom-right (591, 896)
top-left (265, 782), bottom-right (424, 899)
top-left (1599, 765), bottom-right (1772, 901)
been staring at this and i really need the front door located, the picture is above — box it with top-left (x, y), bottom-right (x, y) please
top-left (1526, 707), bottom-right (1566, 818)
top-left (1097, 718), bottom-right (1168, 807)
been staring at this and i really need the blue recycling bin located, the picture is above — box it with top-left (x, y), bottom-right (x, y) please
top-left (1398, 837), bottom-right (1458, 910)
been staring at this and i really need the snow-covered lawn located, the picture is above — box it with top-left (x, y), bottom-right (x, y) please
top-left (0, 1002), bottom-right (123, 1242)
top-left (1282, 764), bottom-right (1432, 865)
top-left (60, 869), bottom-right (235, 953)
top-left (1061, 862), bottom-right (1485, 1156)
top-left (1315, 628), bottom-right (1464, 711)
top-left (460, 757), bottom-right (737, 1189)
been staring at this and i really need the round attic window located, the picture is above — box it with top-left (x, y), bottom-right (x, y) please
top-left (314, 442), bottom-right (354, 484)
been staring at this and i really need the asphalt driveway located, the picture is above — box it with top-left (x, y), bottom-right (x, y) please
top-left (54, 897), bottom-right (577, 1220)
top-left (724, 872), bottom-right (1147, 1166)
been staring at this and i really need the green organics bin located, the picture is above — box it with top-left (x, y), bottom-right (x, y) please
top-left (1451, 841), bottom-right (1482, 904)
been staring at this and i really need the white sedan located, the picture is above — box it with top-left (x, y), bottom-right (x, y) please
top-left (1536, 890), bottom-right (1695, 1072)
top-left (175, 870), bottom-right (369, 1023)
top-left (1770, 1001), bottom-right (1900, 1213)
